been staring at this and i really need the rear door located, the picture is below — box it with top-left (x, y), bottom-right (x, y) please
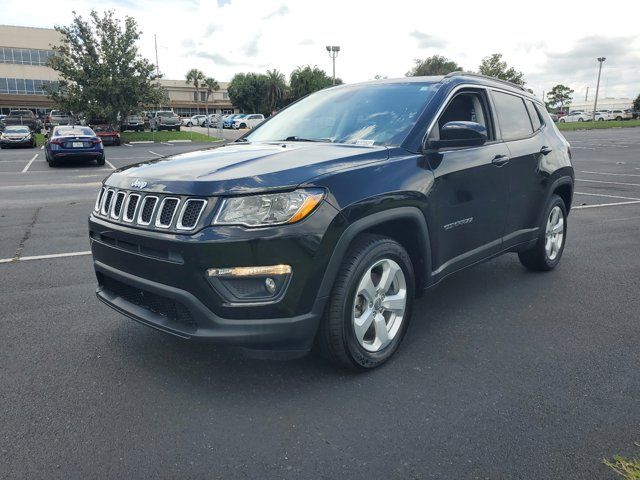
top-left (425, 88), bottom-right (511, 278)
top-left (491, 90), bottom-right (549, 246)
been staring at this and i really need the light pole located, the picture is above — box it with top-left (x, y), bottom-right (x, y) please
top-left (592, 57), bottom-right (606, 121)
top-left (325, 45), bottom-right (340, 85)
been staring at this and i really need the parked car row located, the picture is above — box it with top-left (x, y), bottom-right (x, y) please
top-left (554, 108), bottom-right (637, 122)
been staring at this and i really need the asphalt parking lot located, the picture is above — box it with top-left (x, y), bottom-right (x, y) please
top-left (1, 129), bottom-right (639, 479)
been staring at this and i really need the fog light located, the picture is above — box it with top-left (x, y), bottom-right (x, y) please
top-left (265, 277), bottom-right (276, 294)
top-left (205, 265), bottom-right (292, 303)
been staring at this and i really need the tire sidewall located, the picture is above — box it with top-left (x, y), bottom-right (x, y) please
top-left (341, 242), bottom-right (415, 369)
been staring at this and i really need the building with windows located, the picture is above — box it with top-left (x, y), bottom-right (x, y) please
top-left (0, 25), bottom-right (237, 116)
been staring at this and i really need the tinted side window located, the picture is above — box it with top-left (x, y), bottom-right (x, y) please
top-left (525, 101), bottom-right (542, 131)
top-left (492, 91), bottom-right (533, 140)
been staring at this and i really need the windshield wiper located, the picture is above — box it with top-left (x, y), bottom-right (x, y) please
top-left (280, 136), bottom-right (331, 143)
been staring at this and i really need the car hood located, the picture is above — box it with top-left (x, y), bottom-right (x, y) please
top-left (104, 142), bottom-right (389, 195)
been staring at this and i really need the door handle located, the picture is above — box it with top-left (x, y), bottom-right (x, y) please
top-left (492, 155), bottom-right (510, 167)
top-left (540, 146), bottom-right (553, 155)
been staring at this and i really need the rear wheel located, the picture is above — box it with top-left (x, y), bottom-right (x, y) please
top-left (616, 116), bottom-right (622, 121)
top-left (518, 194), bottom-right (567, 271)
top-left (317, 234), bottom-right (414, 371)
top-left (578, 118), bottom-right (584, 122)
top-left (559, 118), bottom-right (565, 123)
top-left (96, 156), bottom-right (105, 166)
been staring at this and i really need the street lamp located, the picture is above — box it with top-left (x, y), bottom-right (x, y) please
top-left (592, 57), bottom-right (606, 121)
top-left (325, 45), bottom-right (340, 85)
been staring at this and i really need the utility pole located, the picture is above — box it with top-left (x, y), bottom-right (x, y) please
top-left (154, 34), bottom-right (160, 78)
top-left (585, 86), bottom-right (589, 102)
top-left (592, 57), bottom-right (606, 121)
top-left (325, 45), bottom-right (341, 85)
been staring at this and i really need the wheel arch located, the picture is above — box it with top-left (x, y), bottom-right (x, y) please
top-left (317, 207), bottom-right (432, 300)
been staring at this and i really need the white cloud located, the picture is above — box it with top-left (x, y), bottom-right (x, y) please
top-left (2, 0), bottom-right (639, 99)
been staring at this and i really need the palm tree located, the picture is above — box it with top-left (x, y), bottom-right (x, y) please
top-left (185, 68), bottom-right (205, 114)
top-left (203, 77), bottom-right (220, 117)
top-left (265, 69), bottom-right (287, 111)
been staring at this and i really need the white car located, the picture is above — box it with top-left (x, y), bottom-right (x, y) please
top-left (202, 114), bottom-right (222, 128)
top-left (181, 115), bottom-right (207, 127)
top-left (232, 114), bottom-right (265, 129)
top-left (558, 111), bottom-right (606, 122)
top-left (607, 109), bottom-right (632, 121)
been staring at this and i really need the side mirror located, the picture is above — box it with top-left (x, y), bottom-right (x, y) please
top-left (427, 121), bottom-right (487, 150)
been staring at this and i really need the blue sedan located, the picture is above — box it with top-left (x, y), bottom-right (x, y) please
top-left (45, 126), bottom-right (105, 167)
top-left (223, 114), bottom-right (245, 129)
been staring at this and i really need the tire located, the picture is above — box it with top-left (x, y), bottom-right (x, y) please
top-left (598, 118), bottom-right (604, 121)
top-left (518, 194), bottom-right (567, 272)
top-left (187, 122), bottom-right (192, 127)
top-left (317, 234), bottom-right (415, 371)
top-left (96, 156), bottom-right (105, 166)
top-left (578, 118), bottom-right (584, 122)
top-left (616, 116), bottom-right (622, 121)
top-left (240, 123), bottom-right (247, 129)
top-left (559, 118), bottom-right (565, 123)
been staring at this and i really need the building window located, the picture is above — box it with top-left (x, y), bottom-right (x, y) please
top-left (0, 47), bottom-right (55, 66)
top-left (222, 92), bottom-right (229, 100)
top-left (193, 91), bottom-right (198, 102)
top-left (200, 92), bottom-right (206, 102)
top-left (0, 77), bottom-right (53, 95)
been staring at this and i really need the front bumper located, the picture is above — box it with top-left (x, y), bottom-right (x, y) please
top-left (0, 138), bottom-right (32, 147)
top-left (89, 202), bottom-right (341, 352)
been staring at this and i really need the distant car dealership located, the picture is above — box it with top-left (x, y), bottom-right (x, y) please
top-left (0, 24), bottom-right (238, 117)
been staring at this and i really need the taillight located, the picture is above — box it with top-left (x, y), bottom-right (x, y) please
top-left (50, 138), bottom-right (64, 145)
top-left (91, 138), bottom-right (102, 144)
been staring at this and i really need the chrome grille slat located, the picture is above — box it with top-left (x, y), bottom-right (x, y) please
top-left (155, 197), bottom-right (180, 228)
top-left (177, 199), bottom-right (207, 230)
top-left (138, 196), bottom-right (159, 225)
top-left (110, 191), bottom-right (126, 219)
top-left (123, 194), bottom-right (140, 223)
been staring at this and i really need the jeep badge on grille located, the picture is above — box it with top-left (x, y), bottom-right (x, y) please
top-left (130, 179), bottom-right (148, 189)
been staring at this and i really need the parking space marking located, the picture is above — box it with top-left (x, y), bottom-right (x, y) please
top-left (149, 151), bottom-right (163, 157)
top-left (105, 159), bottom-right (116, 170)
top-left (575, 191), bottom-right (640, 201)
top-left (0, 250), bottom-right (92, 264)
top-left (576, 178), bottom-right (640, 187)
top-left (40, 145), bottom-right (44, 150)
top-left (21, 154), bottom-right (39, 173)
top-left (573, 200), bottom-right (640, 210)
top-left (580, 170), bottom-right (640, 178)
top-left (0, 181), bottom-right (101, 190)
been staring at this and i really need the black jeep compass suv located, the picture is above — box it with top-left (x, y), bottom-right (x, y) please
top-left (89, 73), bottom-right (574, 370)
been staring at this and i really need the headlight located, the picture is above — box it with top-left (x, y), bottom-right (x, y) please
top-left (213, 189), bottom-right (324, 227)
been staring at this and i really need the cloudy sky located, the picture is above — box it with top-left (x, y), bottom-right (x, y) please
top-left (4, 0), bottom-right (640, 101)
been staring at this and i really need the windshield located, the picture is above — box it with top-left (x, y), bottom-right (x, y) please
top-left (5, 126), bottom-right (30, 133)
top-left (245, 82), bottom-right (438, 146)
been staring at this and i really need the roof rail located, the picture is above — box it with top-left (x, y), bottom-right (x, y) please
top-left (444, 71), bottom-right (528, 92)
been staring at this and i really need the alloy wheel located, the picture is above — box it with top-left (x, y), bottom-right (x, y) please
top-left (545, 206), bottom-right (564, 261)
top-left (352, 258), bottom-right (407, 352)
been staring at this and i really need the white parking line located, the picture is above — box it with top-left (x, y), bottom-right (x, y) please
top-left (149, 151), bottom-right (163, 157)
top-left (0, 250), bottom-right (92, 264)
top-left (105, 159), bottom-right (116, 170)
top-left (0, 181), bottom-right (101, 190)
top-left (574, 201), bottom-right (640, 210)
top-left (21, 153), bottom-right (39, 173)
top-left (576, 178), bottom-right (640, 187)
top-left (40, 145), bottom-right (44, 150)
top-left (574, 191), bottom-right (640, 201)
top-left (580, 170), bottom-right (640, 178)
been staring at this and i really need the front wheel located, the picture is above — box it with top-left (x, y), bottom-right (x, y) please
top-left (559, 118), bottom-right (565, 123)
top-left (518, 194), bottom-right (567, 271)
top-left (616, 116), bottom-right (622, 121)
top-left (317, 234), bottom-right (415, 371)
top-left (578, 118), bottom-right (584, 122)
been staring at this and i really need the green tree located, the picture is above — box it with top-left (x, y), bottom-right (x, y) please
top-left (265, 69), bottom-right (287, 111)
top-left (633, 93), bottom-right (640, 112)
top-left (203, 77), bottom-right (220, 116)
top-left (478, 53), bottom-right (526, 86)
top-left (406, 55), bottom-right (463, 76)
top-left (227, 72), bottom-right (269, 115)
top-left (546, 84), bottom-right (574, 112)
top-left (185, 68), bottom-right (205, 114)
top-left (289, 65), bottom-right (340, 100)
top-left (47, 10), bottom-right (164, 124)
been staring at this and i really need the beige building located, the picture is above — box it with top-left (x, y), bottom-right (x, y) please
top-left (0, 24), bottom-right (236, 116)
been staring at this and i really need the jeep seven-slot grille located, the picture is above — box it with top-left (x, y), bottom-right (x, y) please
top-left (94, 187), bottom-right (208, 232)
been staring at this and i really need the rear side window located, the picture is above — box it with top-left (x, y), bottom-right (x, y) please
top-left (492, 91), bottom-right (533, 141)
top-left (525, 101), bottom-right (542, 131)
